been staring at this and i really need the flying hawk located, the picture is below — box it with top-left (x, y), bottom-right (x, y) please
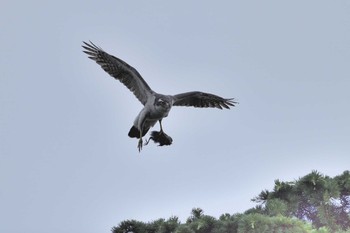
top-left (82, 41), bottom-right (237, 151)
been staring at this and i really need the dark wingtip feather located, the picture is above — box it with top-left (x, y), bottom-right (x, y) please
top-left (226, 98), bottom-right (238, 107)
top-left (82, 41), bottom-right (105, 61)
top-left (82, 41), bottom-right (103, 53)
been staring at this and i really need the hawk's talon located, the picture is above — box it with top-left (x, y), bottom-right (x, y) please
top-left (144, 138), bottom-right (151, 146)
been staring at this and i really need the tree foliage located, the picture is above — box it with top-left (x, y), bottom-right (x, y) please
top-left (252, 170), bottom-right (350, 231)
top-left (112, 170), bottom-right (350, 233)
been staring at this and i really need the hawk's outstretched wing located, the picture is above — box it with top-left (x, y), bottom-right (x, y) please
top-left (82, 41), bottom-right (154, 105)
top-left (172, 91), bottom-right (237, 109)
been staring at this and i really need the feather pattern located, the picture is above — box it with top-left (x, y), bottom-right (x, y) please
top-left (82, 41), bottom-right (154, 105)
top-left (172, 91), bottom-right (237, 109)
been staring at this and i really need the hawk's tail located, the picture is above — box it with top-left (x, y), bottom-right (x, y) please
top-left (128, 126), bottom-right (149, 138)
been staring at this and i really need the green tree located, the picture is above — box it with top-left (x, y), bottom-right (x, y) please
top-left (333, 171), bottom-right (350, 230)
top-left (146, 218), bottom-right (165, 233)
top-left (175, 225), bottom-right (195, 233)
top-left (187, 208), bottom-right (204, 223)
top-left (111, 171), bottom-right (350, 233)
top-left (252, 170), bottom-right (350, 231)
top-left (158, 216), bottom-right (181, 233)
top-left (214, 213), bottom-right (241, 233)
top-left (112, 219), bottom-right (148, 233)
top-left (186, 208), bottom-right (217, 233)
top-left (237, 213), bottom-right (315, 233)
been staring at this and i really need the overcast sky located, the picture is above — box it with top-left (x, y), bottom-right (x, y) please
top-left (1, 1), bottom-right (350, 233)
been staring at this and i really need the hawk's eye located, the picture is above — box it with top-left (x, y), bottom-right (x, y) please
top-left (156, 99), bottom-right (169, 108)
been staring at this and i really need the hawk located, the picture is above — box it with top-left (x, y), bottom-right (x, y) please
top-left (82, 41), bottom-right (237, 151)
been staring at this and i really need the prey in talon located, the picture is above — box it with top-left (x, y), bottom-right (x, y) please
top-left (145, 120), bottom-right (173, 147)
top-left (147, 131), bottom-right (173, 146)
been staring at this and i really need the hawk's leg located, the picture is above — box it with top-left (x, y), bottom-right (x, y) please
top-left (138, 131), bottom-right (143, 152)
top-left (159, 120), bottom-right (164, 133)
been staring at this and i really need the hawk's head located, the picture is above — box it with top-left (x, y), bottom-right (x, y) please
top-left (154, 97), bottom-right (172, 111)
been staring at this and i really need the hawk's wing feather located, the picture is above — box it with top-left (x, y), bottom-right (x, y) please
top-left (82, 41), bottom-right (154, 105)
top-left (172, 91), bottom-right (237, 109)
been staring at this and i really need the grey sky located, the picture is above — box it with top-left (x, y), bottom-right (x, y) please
top-left (1, 1), bottom-right (350, 233)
